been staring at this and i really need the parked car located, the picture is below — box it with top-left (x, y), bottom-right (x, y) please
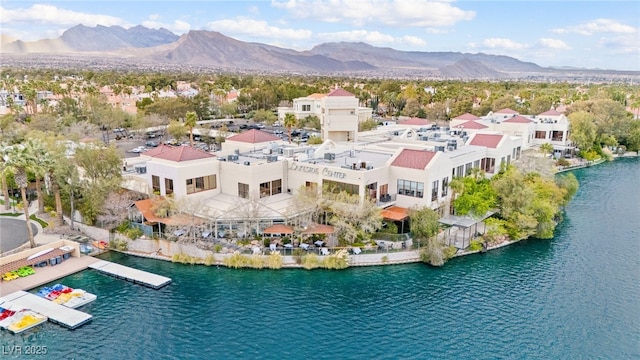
top-left (273, 129), bottom-right (284, 135)
top-left (239, 124), bottom-right (248, 129)
top-left (145, 141), bottom-right (158, 147)
top-left (127, 146), bottom-right (146, 153)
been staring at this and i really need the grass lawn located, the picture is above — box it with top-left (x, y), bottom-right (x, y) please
top-left (29, 214), bottom-right (49, 228)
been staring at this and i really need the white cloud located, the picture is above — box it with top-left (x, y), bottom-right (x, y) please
top-left (0, 4), bottom-right (128, 27)
top-left (142, 19), bottom-right (191, 34)
top-left (537, 38), bottom-right (570, 50)
top-left (553, 19), bottom-right (637, 35)
top-left (207, 18), bottom-right (312, 40)
top-left (482, 38), bottom-right (527, 50)
top-left (316, 30), bottom-right (426, 47)
top-left (271, 0), bottom-right (475, 28)
top-left (598, 34), bottom-right (640, 55)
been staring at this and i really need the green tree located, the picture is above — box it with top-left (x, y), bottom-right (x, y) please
top-left (568, 111), bottom-right (597, 151)
top-left (539, 143), bottom-right (554, 157)
top-left (410, 206), bottom-right (447, 266)
top-left (3, 141), bottom-right (39, 247)
top-left (167, 120), bottom-right (186, 142)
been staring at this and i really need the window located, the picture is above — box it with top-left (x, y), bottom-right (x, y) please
top-left (442, 177), bottom-right (449, 197)
top-left (535, 131), bottom-right (547, 139)
top-left (165, 178), bottom-right (174, 195)
top-left (238, 183), bottom-right (249, 199)
top-left (271, 179), bottom-right (282, 195)
top-left (474, 160), bottom-right (480, 170)
top-left (397, 179), bottom-right (423, 198)
top-left (323, 180), bottom-right (359, 195)
top-left (302, 104), bottom-right (311, 112)
top-left (431, 180), bottom-right (439, 201)
top-left (481, 157), bottom-right (496, 174)
top-left (465, 162), bottom-right (472, 176)
top-left (260, 182), bottom-right (271, 198)
top-left (456, 165), bottom-right (464, 178)
top-left (186, 175), bottom-right (216, 194)
top-left (152, 175), bottom-right (160, 193)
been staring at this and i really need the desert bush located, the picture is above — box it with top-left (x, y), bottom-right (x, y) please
top-left (248, 254), bottom-right (264, 269)
top-left (203, 254), bottom-right (216, 266)
top-left (322, 249), bottom-right (349, 269)
top-left (224, 251), bottom-right (249, 269)
top-left (265, 251), bottom-right (283, 269)
top-left (301, 253), bottom-right (321, 270)
top-left (468, 240), bottom-right (484, 252)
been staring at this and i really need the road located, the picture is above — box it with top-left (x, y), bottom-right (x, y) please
top-left (0, 217), bottom-right (38, 252)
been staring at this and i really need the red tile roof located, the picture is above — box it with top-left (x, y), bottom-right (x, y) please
top-left (398, 117), bottom-right (433, 126)
top-left (143, 144), bottom-right (174, 157)
top-left (469, 134), bottom-right (504, 148)
top-left (391, 149), bottom-right (437, 169)
top-left (227, 129), bottom-right (281, 143)
top-left (151, 145), bottom-right (214, 162)
top-left (503, 115), bottom-right (534, 123)
top-left (327, 88), bottom-right (354, 97)
top-left (307, 93), bottom-right (326, 99)
top-left (263, 224), bottom-right (294, 234)
top-left (457, 120), bottom-right (488, 129)
top-left (495, 108), bottom-right (519, 114)
top-left (453, 113), bottom-right (481, 120)
top-left (539, 109), bottom-right (563, 116)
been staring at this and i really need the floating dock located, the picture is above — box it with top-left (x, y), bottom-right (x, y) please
top-left (1, 291), bottom-right (92, 329)
top-left (89, 260), bottom-right (171, 289)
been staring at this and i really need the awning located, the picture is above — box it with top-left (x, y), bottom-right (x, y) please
top-left (134, 199), bottom-right (207, 226)
top-left (262, 224), bottom-right (294, 234)
top-left (302, 223), bottom-right (335, 234)
top-left (439, 211), bottom-right (496, 228)
top-left (381, 206), bottom-right (409, 221)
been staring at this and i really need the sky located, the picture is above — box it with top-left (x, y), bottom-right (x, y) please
top-left (1, 1), bottom-right (639, 71)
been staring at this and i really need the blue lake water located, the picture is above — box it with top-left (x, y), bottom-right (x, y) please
top-left (1, 157), bottom-right (639, 359)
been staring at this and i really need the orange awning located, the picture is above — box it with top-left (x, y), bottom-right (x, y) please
top-left (263, 224), bottom-right (294, 234)
top-left (381, 206), bottom-right (409, 221)
top-left (134, 199), bottom-right (206, 226)
top-left (302, 223), bottom-right (335, 234)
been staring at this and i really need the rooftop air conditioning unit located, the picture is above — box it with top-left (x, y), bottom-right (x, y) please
top-left (324, 152), bottom-right (336, 161)
top-left (228, 154), bottom-right (239, 161)
top-left (266, 155), bottom-right (278, 162)
top-left (234, 149), bottom-right (240, 154)
top-left (283, 148), bottom-right (295, 157)
top-left (435, 146), bottom-right (445, 152)
top-left (366, 161), bottom-right (373, 170)
top-left (447, 146), bottom-right (455, 152)
top-left (263, 148), bottom-right (272, 155)
top-left (243, 161), bottom-right (251, 166)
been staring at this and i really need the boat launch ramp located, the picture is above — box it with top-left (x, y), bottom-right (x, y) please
top-left (89, 260), bottom-right (171, 289)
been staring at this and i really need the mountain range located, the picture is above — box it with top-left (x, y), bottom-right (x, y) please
top-left (0, 24), bottom-right (603, 79)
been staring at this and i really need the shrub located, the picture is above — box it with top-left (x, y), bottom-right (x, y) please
top-left (307, 136), bottom-right (323, 145)
top-left (214, 244), bottom-right (222, 253)
top-left (381, 255), bottom-right (388, 263)
top-left (443, 246), bottom-right (457, 260)
top-left (266, 251), bottom-right (283, 269)
top-left (171, 253), bottom-right (202, 265)
top-left (301, 253), bottom-right (321, 270)
top-left (109, 239), bottom-right (129, 251)
top-left (203, 254), bottom-right (216, 266)
top-left (224, 251), bottom-right (248, 269)
top-left (556, 158), bottom-right (570, 167)
top-left (468, 240), bottom-right (483, 252)
top-left (263, 238), bottom-right (271, 247)
top-left (125, 228), bottom-right (143, 240)
top-left (248, 254), bottom-right (264, 269)
top-left (115, 221), bottom-right (130, 233)
top-left (322, 249), bottom-right (349, 269)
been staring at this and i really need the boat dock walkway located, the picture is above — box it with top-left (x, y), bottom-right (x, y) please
top-left (88, 260), bottom-right (171, 289)
top-left (1, 291), bottom-right (92, 329)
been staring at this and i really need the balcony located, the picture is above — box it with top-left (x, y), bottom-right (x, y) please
top-left (377, 193), bottom-right (397, 207)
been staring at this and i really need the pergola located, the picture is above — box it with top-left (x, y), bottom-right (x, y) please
top-left (381, 206), bottom-right (410, 233)
top-left (438, 211), bottom-right (495, 249)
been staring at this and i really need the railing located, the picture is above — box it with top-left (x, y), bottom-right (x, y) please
top-left (377, 193), bottom-right (396, 206)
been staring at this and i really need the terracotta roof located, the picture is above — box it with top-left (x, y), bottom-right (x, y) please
top-left (327, 88), bottom-right (354, 97)
top-left (381, 206), bottom-right (409, 221)
top-left (391, 149), bottom-right (437, 169)
top-left (151, 145), bottom-right (213, 162)
top-left (263, 224), bottom-right (294, 234)
top-left (398, 117), bottom-right (432, 126)
top-left (227, 129), bottom-right (281, 143)
top-left (539, 109), bottom-right (563, 116)
top-left (143, 144), bottom-right (174, 157)
top-left (458, 120), bottom-right (488, 129)
top-left (453, 113), bottom-right (481, 120)
top-left (302, 223), bottom-right (335, 234)
top-left (503, 115), bottom-right (534, 123)
top-left (307, 93), bottom-right (326, 99)
top-left (469, 134), bottom-right (504, 148)
top-left (495, 108), bottom-right (519, 114)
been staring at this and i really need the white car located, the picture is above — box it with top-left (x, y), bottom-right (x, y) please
top-left (127, 146), bottom-right (147, 153)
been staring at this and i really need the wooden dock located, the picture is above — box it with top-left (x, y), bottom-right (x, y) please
top-left (1, 291), bottom-right (92, 329)
top-left (88, 260), bottom-right (171, 289)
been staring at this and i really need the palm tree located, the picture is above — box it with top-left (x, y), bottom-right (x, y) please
top-left (184, 111), bottom-right (197, 146)
top-left (284, 113), bottom-right (297, 144)
top-left (540, 143), bottom-right (554, 157)
top-left (3, 141), bottom-right (38, 247)
top-left (0, 143), bottom-right (12, 210)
